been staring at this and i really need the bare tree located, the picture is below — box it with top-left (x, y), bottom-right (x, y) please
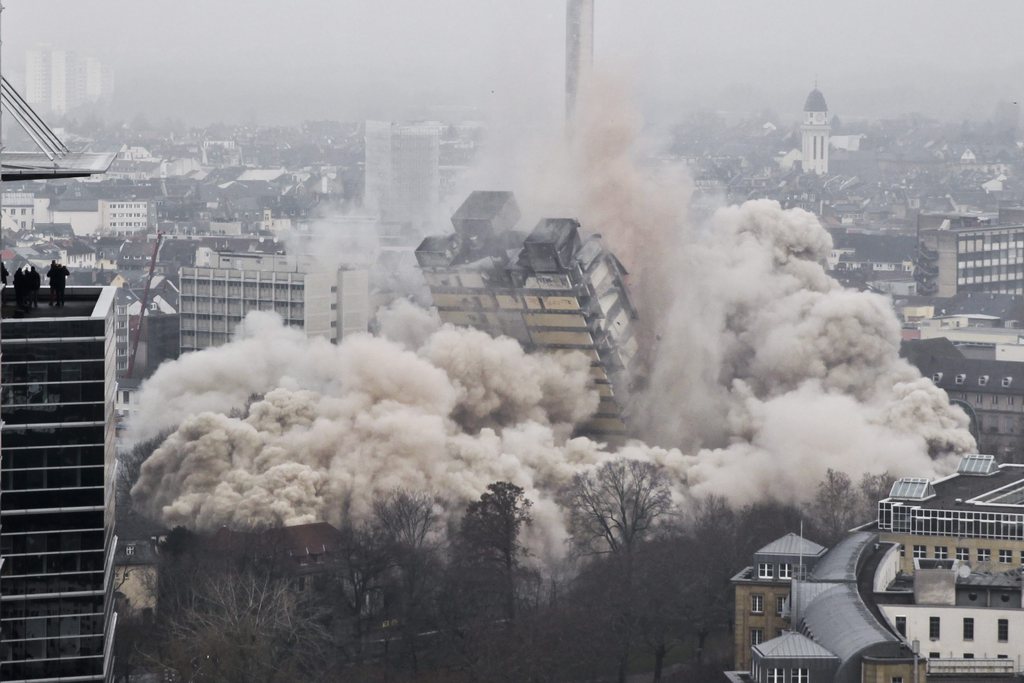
top-left (811, 468), bottom-right (859, 545)
top-left (373, 489), bottom-right (443, 674)
top-left (165, 569), bottom-right (332, 683)
top-left (564, 459), bottom-right (673, 683)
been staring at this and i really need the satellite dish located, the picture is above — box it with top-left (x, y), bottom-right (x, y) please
top-left (957, 564), bottom-right (972, 579)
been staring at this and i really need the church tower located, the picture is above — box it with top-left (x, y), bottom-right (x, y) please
top-left (801, 86), bottom-right (830, 175)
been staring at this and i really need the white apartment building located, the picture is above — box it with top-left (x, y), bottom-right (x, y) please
top-left (877, 562), bottom-right (1023, 665)
top-left (1, 192), bottom-right (35, 231)
top-left (179, 250), bottom-right (369, 353)
top-left (100, 199), bottom-right (153, 235)
top-left (24, 45), bottom-right (113, 116)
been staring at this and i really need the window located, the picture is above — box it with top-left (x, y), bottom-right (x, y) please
top-left (1020, 550), bottom-right (1024, 564)
top-left (791, 669), bottom-right (808, 683)
top-left (757, 563), bottom-right (773, 579)
top-left (963, 653), bottom-right (974, 659)
top-left (963, 617), bottom-right (974, 640)
top-left (892, 678), bottom-right (903, 683)
top-left (895, 616), bottom-right (907, 636)
top-left (778, 563), bottom-right (792, 580)
top-left (751, 594), bottom-right (764, 614)
top-left (929, 652), bottom-right (940, 659)
top-left (999, 619), bottom-right (1009, 642)
top-left (776, 596), bottom-right (785, 616)
top-left (766, 670), bottom-right (783, 683)
top-left (913, 545), bottom-right (926, 559)
top-left (934, 546), bottom-right (948, 559)
top-left (978, 548), bottom-right (991, 562)
top-left (1000, 549), bottom-right (1012, 563)
top-left (956, 547), bottom-right (969, 561)
top-left (955, 374), bottom-right (966, 385)
top-left (751, 628), bottom-right (764, 646)
top-left (929, 616), bottom-right (941, 640)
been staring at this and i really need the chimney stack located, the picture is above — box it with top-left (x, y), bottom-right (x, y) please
top-left (565, 0), bottom-right (594, 128)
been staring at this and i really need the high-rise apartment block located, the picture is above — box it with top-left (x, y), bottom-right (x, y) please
top-left (0, 286), bottom-right (118, 681)
top-left (25, 46), bottom-right (113, 117)
top-left (415, 191), bottom-right (638, 436)
top-left (364, 121), bottom-right (440, 227)
top-left (179, 249), bottom-right (368, 353)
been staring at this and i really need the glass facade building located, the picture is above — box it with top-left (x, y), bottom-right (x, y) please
top-left (0, 286), bottom-right (117, 682)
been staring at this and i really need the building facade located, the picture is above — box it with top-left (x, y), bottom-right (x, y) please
top-left (364, 121), bottom-right (440, 227)
top-left (415, 191), bottom-right (638, 437)
top-left (0, 286), bottom-right (118, 681)
top-left (24, 46), bottom-right (112, 117)
top-left (731, 533), bottom-right (827, 671)
top-left (915, 220), bottom-right (1024, 298)
top-left (877, 455), bottom-right (1024, 575)
top-left (99, 200), bottom-right (153, 236)
top-left (179, 251), bottom-right (368, 353)
top-left (903, 338), bottom-right (1024, 462)
top-left (801, 88), bottom-right (830, 176)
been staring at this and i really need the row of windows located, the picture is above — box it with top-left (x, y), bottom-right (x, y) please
top-left (915, 615), bottom-right (1009, 642)
top-left (750, 594), bottom-right (786, 616)
top-left (756, 562), bottom-right (795, 580)
top-left (910, 544), bottom-right (1023, 564)
top-left (880, 502), bottom-right (1024, 540)
top-left (756, 667), bottom-right (808, 683)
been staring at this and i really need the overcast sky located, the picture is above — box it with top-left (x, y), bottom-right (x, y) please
top-left (4, 0), bottom-right (1024, 126)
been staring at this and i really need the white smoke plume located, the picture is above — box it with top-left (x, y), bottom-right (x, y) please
top-left (129, 75), bottom-right (974, 556)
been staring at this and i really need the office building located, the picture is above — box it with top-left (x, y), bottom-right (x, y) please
top-left (915, 218), bottom-right (1024, 297)
top-left (179, 250), bottom-right (368, 353)
top-left (364, 121), bottom-right (440, 227)
top-left (0, 286), bottom-right (118, 681)
top-left (876, 454), bottom-right (1024, 575)
top-left (415, 191), bottom-right (638, 436)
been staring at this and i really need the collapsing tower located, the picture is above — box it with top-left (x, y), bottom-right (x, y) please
top-left (565, 0), bottom-right (594, 126)
top-left (415, 191), bottom-right (638, 437)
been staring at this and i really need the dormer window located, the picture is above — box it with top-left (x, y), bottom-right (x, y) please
top-left (932, 372), bottom-right (943, 383)
top-left (757, 562), bottom-right (774, 579)
top-left (979, 375), bottom-right (990, 387)
top-left (778, 563), bottom-right (793, 580)
top-left (1003, 377), bottom-right (1013, 388)
top-left (955, 374), bottom-right (966, 385)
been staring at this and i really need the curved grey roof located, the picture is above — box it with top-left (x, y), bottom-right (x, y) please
top-left (799, 584), bottom-right (898, 673)
top-left (804, 88), bottom-right (828, 112)
top-left (809, 531), bottom-right (875, 582)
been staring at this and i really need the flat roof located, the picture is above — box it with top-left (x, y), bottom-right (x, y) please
top-left (882, 464), bottom-right (1024, 514)
top-left (1, 286), bottom-right (115, 321)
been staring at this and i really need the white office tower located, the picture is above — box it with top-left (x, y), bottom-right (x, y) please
top-left (364, 121), bottom-right (440, 228)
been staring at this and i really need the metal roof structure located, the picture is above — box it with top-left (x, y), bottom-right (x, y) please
top-left (756, 532), bottom-right (827, 558)
top-left (808, 532), bottom-right (876, 583)
top-left (888, 477), bottom-right (935, 501)
top-left (799, 584), bottom-right (898, 665)
top-left (0, 76), bottom-right (114, 180)
top-left (754, 631), bottom-right (838, 660)
top-left (958, 453), bottom-right (999, 476)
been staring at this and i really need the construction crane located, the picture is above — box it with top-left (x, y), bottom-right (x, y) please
top-left (126, 232), bottom-right (163, 378)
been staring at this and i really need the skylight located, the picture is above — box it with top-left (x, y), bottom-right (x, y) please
top-left (889, 477), bottom-right (935, 500)
top-left (957, 454), bottom-right (998, 476)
